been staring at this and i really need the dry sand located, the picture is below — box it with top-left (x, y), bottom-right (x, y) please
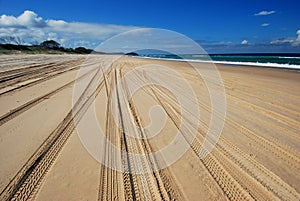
top-left (0, 54), bottom-right (299, 201)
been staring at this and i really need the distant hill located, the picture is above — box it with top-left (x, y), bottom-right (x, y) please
top-left (125, 52), bottom-right (139, 56)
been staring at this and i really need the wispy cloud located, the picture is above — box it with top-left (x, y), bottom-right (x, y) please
top-left (254, 10), bottom-right (276, 16)
top-left (261, 23), bottom-right (270, 27)
top-left (0, 10), bottom-right (139, 48)
top-left (195, 39), bottom-right (233, 46)
top-left (270, 38), bottom-right (294, 44)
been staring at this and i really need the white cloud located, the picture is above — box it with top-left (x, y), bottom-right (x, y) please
top-left (0, 15), bottom-right (18, 27)
top-left (261, 23), bottom-right (270, 27)
top-left (270, 30), bottom-right (300, 46)
top-left (47, 19), bottom-right (67, 27)
top-left (241, 40), bottom-right (248, 45)
top-left (294, 29), bottom-right (300, 46)
top-left (0, 10), bottom-right (46, 28)
top-left (0, 10), bottom-right (139, 48)
top-left (18, 10), bottom-right (46, 27)
top-left (271, 38), bottom-right (294, 44)
top-left (255, 10), bottom-right (276, 16)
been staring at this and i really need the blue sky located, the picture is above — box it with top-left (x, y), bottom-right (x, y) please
top-left (0, 0), bottom-right (300, 53)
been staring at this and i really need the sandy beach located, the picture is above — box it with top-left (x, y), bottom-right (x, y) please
top-left (0, 54), bottom-right (299, 201)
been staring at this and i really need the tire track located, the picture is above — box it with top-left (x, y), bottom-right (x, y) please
top-left (121, 69), bottom-right (185, 201)
top-left (0, 66), bottom-right (105, 201)
top-left (226, 92), bottom-right (300, 141)
top-left (114, 69), bottom-right (141, 200)
top-left (192, 86), bottom-right (300, 171)
top-left (0, 62), bottom-right (65, 86)
top-left (146, 69), bottom-right (300, 170)
top-left (222, 72), bottom-right (300, 98)
top-left (0, 59), bottom-right (81, 81)
top-left (109, 67), bottom-right (163, 200)
top-left (137, 70), bottom-right (299, 200)
top-left (0, 67), bottom-right (98, 127)
top-left (0, 59), bottom-right (90, 94)
top-left (147, 86), bottom-right (253, 201)
top-left (0, 64), bottom-right (79, 97)
top-left (98, 64), bottom-right (125, 201)
top-left (0, 55), bottom-right (70, 72)
top-left (150, 92), bottom-right (260, 200)
top-left (223, 80), bottom-right (300, 119)
top-left (0, 59), bottom-right (100, 97)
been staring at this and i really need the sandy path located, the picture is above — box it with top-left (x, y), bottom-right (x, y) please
top-left (0, 55), bottom-right (299, 200)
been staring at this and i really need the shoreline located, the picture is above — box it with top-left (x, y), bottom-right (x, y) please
top-left (134, 56), bottom-right (300, 71)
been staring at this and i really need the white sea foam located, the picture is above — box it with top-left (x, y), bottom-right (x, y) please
top-left (136, 56), bottom-right (300, 70)
top-left (278, 56), bottom-right (300, 59)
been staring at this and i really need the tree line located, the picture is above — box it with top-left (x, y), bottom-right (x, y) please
top-left (0, 39), bottom-right (93, 54)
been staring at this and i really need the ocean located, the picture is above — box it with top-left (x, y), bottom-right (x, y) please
top-left (137, 53), bottom-right (300, 70)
